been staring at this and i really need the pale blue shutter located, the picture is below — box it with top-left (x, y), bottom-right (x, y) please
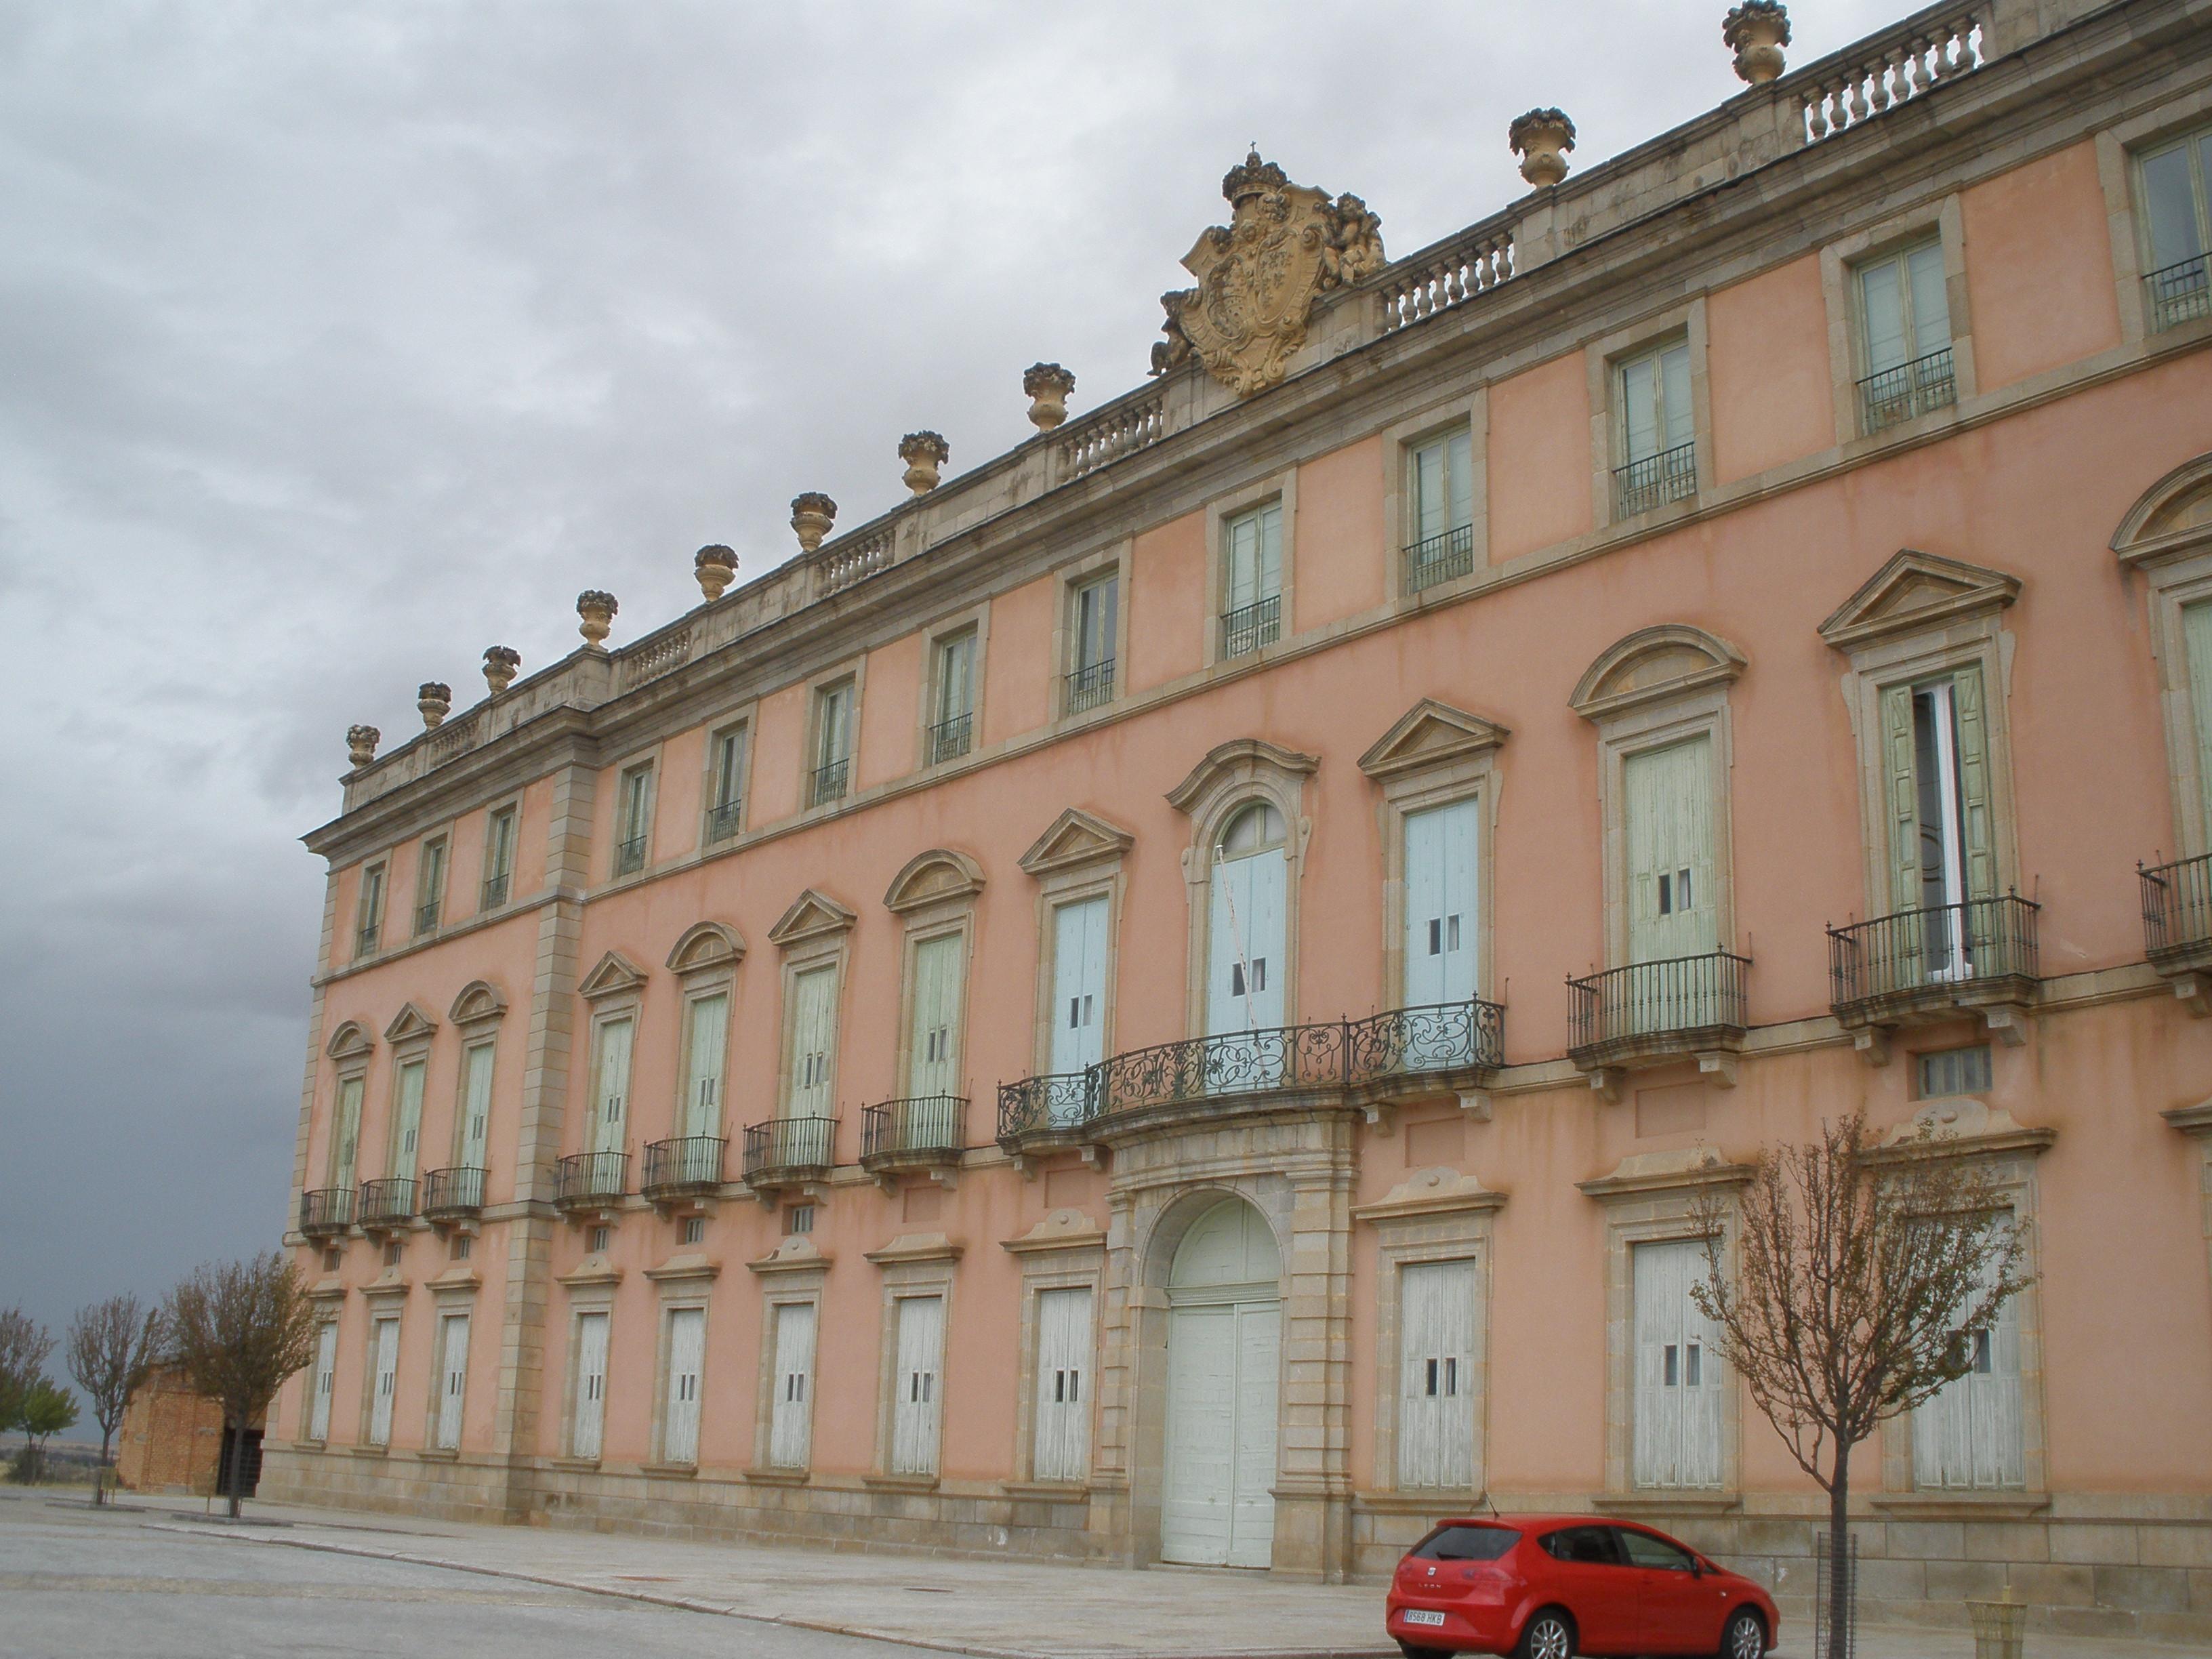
top-left (332, 1076), bottom-right (363, 1190)
top-left (1906, 243), bottom-right (1951, 359)
top-left (392, 1059), bottom-right (425, 1183)
top-left (571, 1312), bottom-right (608, 1459)
top-left (1860, 258), bottom-right (1908, 374)
top-left (684, 993), bottom-right (729, 1139)
top-left (592, 1017), bottom-right (632, 1154)
top-left (1660, 344), bottom-right (1694, 451)
top-left (787, 966), bottom-right (837, 1115)
top-left (459, 1042), bottom-right (493, 1168)
top-left (662, 1308), bottom-right (705, 1465)
top-left (907, 933), bottom-right (964, 1099)
top-left (769, 1302), bottom-right (816, 1469)
top-left (2186, 601), bottom-right (2212, 840)
top-left (1621, 354), bottom-right (1658, 462)
top-left (1050, 896), bottom-right (1109, 1078)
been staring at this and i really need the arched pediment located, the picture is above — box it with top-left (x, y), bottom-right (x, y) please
top-left (1570, 625), bottom-right (1746, 721)
top-left (1165, 738), bottom-right (1319, 817)
top-left (448, 981), bottom-right (508, 1025)
top-left (767, 888), bottom-right (857, 948)
top-left (884, 848), bottom-right (985, 914)
top-left (665, 920), bottom-right (747, 975)
top-left (576, 949), bottom-right (648, 1000)
top-left (1358, 699), bottom-right (1510, 782)
top-left (1818, 548), bottom-right (2020, 652)
top-left (382, 1001), bottom-right (438, 1044)
top-left (1019, 808), bottom-right (1134, 879)
top-left (2114, 451), bottom-right (2212, 570)
top-left (325, 1019), bottom-right (375, 1061)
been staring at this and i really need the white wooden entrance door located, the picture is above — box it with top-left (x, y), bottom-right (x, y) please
top-left (571, 1311), bottom-right (609, 1459)
top-left (367, 1317), bottom-right (399, 1447)
top-left (434, 1313), bottom-right (470, 1451)
top-left (768, 1301), bottom-right (817, 1469)
top-left (590, 1017), bottom-right (633, 1155)
top-left (1048, 896), bottom-right (1109, 1090)
top-left (458, 1041), bottom-right (493, 1170)
top-left (1032, 1286), bottom-right (1093, 1482)
top-left (905, 933), bottom-right (965, 1149)
top-left (1397, 1257), bottom-right (1476, 1489)
top-left (308, 1324), bottom-right (336, 1441)
top-left (1401, 797), bottom-right (1479, 1070)
top-left (1633, 1240), bottom-right (1723, 1489)
top-left (390, 1059), bottom-right (426, 1184)
top-left (890, 1294), bottom-right (945, 1477)
top-left (1914, 1258), bottom-right (2024, 1489)
top-left (1161, 1199), bottom-right (1281, 1569)
top-left (683, 993), bottom-right (728, 1140)
top-left (1624, 737), bottom-right (1717, 1030)
top-left (661, 1308), bottom-right (705, 1465)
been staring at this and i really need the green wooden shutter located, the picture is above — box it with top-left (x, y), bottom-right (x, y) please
top-left (1882, 682), bottom-right (1921, 914)
top-left (1950, 665), bottom-right (1998, 901)
top-left (686, 993), bottom-right (729, 1138)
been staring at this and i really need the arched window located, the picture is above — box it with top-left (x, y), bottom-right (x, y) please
top-left (1218, 802), bottom-right (1284, 857)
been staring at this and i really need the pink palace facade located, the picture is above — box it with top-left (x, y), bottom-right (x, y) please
top-left (270, 0), bottom-right (2212, 1637)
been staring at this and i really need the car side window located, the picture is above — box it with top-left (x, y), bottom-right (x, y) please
top-left (1616, 1528), bottom-right (1697, 1572)
top-left (1540, 1525), bottom-right (1624, 1565)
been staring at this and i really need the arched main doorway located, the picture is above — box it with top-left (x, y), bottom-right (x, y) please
top-left (1160, 1196), bottom-right (1281, 1568)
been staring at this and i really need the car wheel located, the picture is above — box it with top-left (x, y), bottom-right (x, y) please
top-left (1718, 1607), bottom-right (1765, 1659)
top-left (1395, 1643), bottom-right (1449, 1659)
top-left (1515, 1608), bottom-right (1575, 1659)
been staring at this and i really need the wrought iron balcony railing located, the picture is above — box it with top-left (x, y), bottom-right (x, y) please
top-left (357, 1176), bottom-right (417, 1228)
top-left (1612, 441), bottom-right (1698, 518)
top-left (1826, 895), bottom-right (2039, 1019)
top-left (929, 712), bottom-right (974, 764)
top-left (860, 1096), bottom-right (968, 1165)
top-left (420, 1165), bottom-right (487, 1221)
top-left (612, 834), bottom-right (648, 876)
top-left (2141, 853), bottom-right (2212, 966)
top-left (354, 923), bottom-right (380, 957)
top-left (299, 1186), bottom-right (356, 1237)
top-left (413, 899), bottom-right (441, 936)
top-left (1568, 952), bottom-right (1750, 1060)
top-left (480, 872), bottom-right (510, 909)
top-left (1858, 346), bottom-right (1957, 432)
top-left (1404, 523), bottom-right (1476, 594)
top-left (642, 1135), bottom-right (726, 1197)
top-left (1065, 657), bottom-right (1115, 715)
top-left (996, 1072), bottom-right (1099, 1148)
top-left (554, 1149), bottom-right (629, 1209)
top-left (743, 1116), bottom-right (837, 1184)
top-left (1220, 594), bottom-right (1282, 661)
top-left (705, 799), bottom-right (743, 844)
top-left (2146, 255), bottom-right (2211, 333)
top-left (809, 757), bottom-right (850, 806)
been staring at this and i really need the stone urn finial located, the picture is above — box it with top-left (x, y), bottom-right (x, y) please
top-left (899, 431), bottom-right (949, 495)
top-left (483, 645), bottom-right (520, 695)
top-left (346, 724), bottom-right (381, 769)
top-left (788, 495), bottom-right (837, 556)
top-left (417, 682), bottom-right (453, 729)
top-left (1510, 108), bottom-right (1576, 188)
top-left (1723, 0), bottom-right (1791, 83)
top-left (1023, 363), bottom-right (1076, 431)
top-left (694, 544), bottom-right (739, 601)
top-left (577, 590), bottom-right (617, 648)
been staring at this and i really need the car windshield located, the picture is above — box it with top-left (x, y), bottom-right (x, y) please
top-left (1410, 1525), bottom-right (1521, 1561)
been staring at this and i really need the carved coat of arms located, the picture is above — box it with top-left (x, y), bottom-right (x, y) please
top-left (1154, 150), bottom-right (1385, 397)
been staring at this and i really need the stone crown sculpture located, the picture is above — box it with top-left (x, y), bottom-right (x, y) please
top-left (695, 544), bottom-right (739, 601)
top-left (1023, 363), bottom-right (1076, 431)
top-left (417, 682), bottom-right (453, 729)
top-left (346, 724), bottom-right (380, 769)
top-left (483, 645), bottom-right (520, 694)
top-left (1723, 0), bottom-right (1791, 83)
top-left (577, 590), bottom-right (617, 647)
top-left (899, 432), bottom-right (949, 495)
top-left (788, 496), bottom-right (837, 555)
top-left (1510, 109), bottom-right (1577, 188)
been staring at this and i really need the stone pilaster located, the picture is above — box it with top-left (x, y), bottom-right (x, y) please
top-left (288, 871), bottom-right (342, 1216)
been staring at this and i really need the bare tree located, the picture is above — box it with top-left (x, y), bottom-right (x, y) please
top-left (1692, 1113), bottom-right (2032, 1659)
top-left (66, 1295), bottom-right (162, 1498)
top-left (0, 1307), bottom-right (56, 1436)
top-left (161, 1254), bottom-right (321, 1518)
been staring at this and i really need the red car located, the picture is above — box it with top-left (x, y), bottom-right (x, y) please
top-left (1385, 1515), bottom-right (1777, 1659)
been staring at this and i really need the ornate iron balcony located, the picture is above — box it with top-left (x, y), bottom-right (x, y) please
top-left (860, 1096), bottom-right (967, 1173)
top-left (1220, 594), bottom-right (1281, 660)
top-left (612, 834), bottom-right (648, 876)
top-left (642, 1135), bottom-right (726, 1197)
top-left (1612, 440), bottom-right (1697, 518)
top-left (480, 872), bottom-right (510, 909)
top-left (299, 1186), bottom-right (356, 1237)
top-left (420, 1165), bottom-right (487, 1221)
top-left (996, 1072), bottom-right (1098, 1149)
top-left (413, 899), bottom-right (441, 936)
top-left (929, 712), bottom-right (973, 764)
top-left (2146, 255), bottom-right (2211, 333)
top-left (1568, 951), bottom-right (1750, 1067)
top-left (1827, 895), bottom-right (2039, 1025)
top-left (705, 799), bottom-right (743, 844)
top-left (357, 1176), bottom-right (417, 1229)
top-left (2142, 853), bottom-right (2212, 969)
top-left (354, 923), bottom-right (380, 957)
top-left (1065, 657), bottom-right (1115, 714)
top-left (554, 1150), bottom-right (629, 1210)
top-left (809, 757), bottom-right (850, 806)
top-left (1403, 523), bottom-right (1476, 594)
top-left (1858, 346), bottom-right (1957, 432)
top-left (743, 1116), bottom-right (836, 1187)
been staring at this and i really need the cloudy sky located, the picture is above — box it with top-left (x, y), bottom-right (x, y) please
top-left (0, 0), bottom-right (1898, 1427)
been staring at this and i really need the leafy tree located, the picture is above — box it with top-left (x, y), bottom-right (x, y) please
top-left (1691, 1113), bottom-right (2032, 1659)
top-left (0, 1307), bottom-right (55, 1434)
top-left (15, 1380), bottom-right (79, 1484)
top-left (162, 1253), bottom-right (319, 1517)
top-left (67, 1295), bottom-right (162, 1498)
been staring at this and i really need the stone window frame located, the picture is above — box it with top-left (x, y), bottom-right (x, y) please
top-left (357, 1296), bottom-right (407, 1450)
top-left (800, 656), bottom-right (868, 815)
top-left (419, 1278), bottom-right (478, 1459)
top-left (1049, 539), bottom-right (1134, 724)
top-left (863, 1235), bottom-right (962, 1490)
top-left (606, 744), bottom-right (663, 883)
top-left (1818, 193), bottom-right (1980, 445)
top-left (379, 1002), bottom-right (438, 1185)
top-left (1379, 391), bottom-right (1490, 606)
top-left (642, 1260), bottom-right (717, 1473)
top-left (1166, 738), bottom-right (1321, 1038)
top-left (1352, 1168), bottom-right (1506, 1503)
top-left (295, 1291), bottom-right (345, 1446)
top-left (745, 1237), bottom-right (830, 1479)
top-left (411, 827), bottom-right (453, 937)
top-left (697, 700), bottom-right (759, 851)
top-left (1000, 1211), bottom-right (1108, 1492)
top-left (575, 951), bottom-right (649, 1166)
top-left (554, 1282), bottom-right (618, 1466)
top-left (1584, 298), bottom-right (1713, 534)
top-left (477, 793), bottom-right (523, 914)
top-left (1202, 468), bottom-right (1298, 670)
top-left (1017, 808), bottom-right (1136, 1080)
top-left (323, 1020), bottom-right (375, 1192)
top-left (915, 602), bottom-right (991, 770)
top-left (883, 851), bottom-right (987, 1105)
top-left (663, 922), bottom-right (746, 1146)
top-left (352, 857), bottom-right (388, 960)
top-left (1815, 550), bottom-right (2026, 919)
top-left (766, 890), bottom-right (858, 1118)
top-left (2095, 90), bottom-right (2212, 347)
top-left (2114, 453), bottom-right (2212, 857)
top-left (1576, 1150), bottom-right (1755, 1506)
top-left (1568, 626), bottom-right (1748, 975)
top-left (1357, 700), bottom-right (1510, 1015)
top-left (445, 981), bottom-right (507, 1175)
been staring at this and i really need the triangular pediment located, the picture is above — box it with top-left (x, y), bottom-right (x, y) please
top-left (1358, 699), bottom-right (1510, 783)
top-left (665, 920), bottom-right (746, 975)
top-left (576, 949), bottom-right (648, 1000)
top-left (1818, 549), bottom-right (2020, 651)
top-left (1018, 808), bottom-right (1136, 878)
top-left (382, 1001), bottom-right (438, 1044)
top-left (448, 980), bottom-right (508, 1025)
top-left (325, 1019), bottom-right (375, 1060)
top-left (1571, 625), bottom-right (1746, 720)
top-left (767, 888), bottom-right (857, 948)
top-left (2113, 451), bottom-right (2212, 569)
top-left (884, 848), bottom-right (985, 914)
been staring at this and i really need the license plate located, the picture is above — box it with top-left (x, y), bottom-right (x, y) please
top-left (1403, 1610), bottom-right (1446, 1627)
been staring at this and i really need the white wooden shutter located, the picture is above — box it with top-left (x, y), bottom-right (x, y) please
top-left (1660, 343), bottom-right (1694, 451)
top-left (661, 1308), bottom-right (705, 1465)
top-left (332, 1076), bottom-right (363, 1190)
top-left (769, 1301), bottom-right (817, 1469)
top-left (1397, 1258), bottom-right (1476, 1490)
top-left (309, 1324), bottom-right (336, 1441)
top-left (1633, 1240), bottom-right (1723, 1489)
top-left (459, 1041), bottom-right (493, 1168)
top-left (1229, 1302), bottom-right (1280, 1568)
top-left (435, 1313), bottom-right (470, 1451)
top-left (684, 992), bottom-right (729, 1139)
top-left (1162, 1305), bottom-right (1236, 1565)
top-left (571, 1312), bottom-right (609, 1460)
top-left (2187, 601), bottom-right (2212, 841)
top-left (1625, 737), bottom-right (1716, 966)
top-left (906, 933), bottom-right (965, 1099)
top-left (890, 1294), bottom-right (945, 1476)
top-left (1906, 242), bottom-right (1951, 359)
top-left (1049, 896), bottom-right (1109, 1079)
top-left (1621, 353), bottom-right (1659, 462)
top-left (391, 1059), bottom-right (426, 1183)
top-left (1914, 1256), bottom-right (2024, 1489)
top-left (1403, 798), bottom-right (1479, 1008)
top-left (786, 966), bottom-right (838, 1115)
top-left (368, 1317), bottom-right (399, 1446)
top-left (1033, 1286), bottom-right (1093, 1482)
top-left (1950, 667), bottom-right (1999, 905)
top-left (1860, 256), bottom-right (1908, 374)
top-left (591, 1017), bottom-right (632, 1154)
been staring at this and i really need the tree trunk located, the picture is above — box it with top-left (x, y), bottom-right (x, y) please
top-left (1827, 1448), bottom-right (1853, 1659)
top-left (98, 1427), bottom-right (113, 1505)
top-left (225, 1414), bottom-right (243, 1519)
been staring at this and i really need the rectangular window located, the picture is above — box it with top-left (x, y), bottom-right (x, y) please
top-left (1624, 737), bottom-right (1719, 1023)
top-left (1220, 501), bottom-right (1283, 659)
top-left (434, 1313), bottom-right (470, 1451)
top-left (389, 1057), bottom-right (426, 1184)
top-left (613, 764), bottom-right (654, 876)
top-left (1397, 1258), bottom-right (1477, 1490)
top-left (2138, 127), bottom-right (2212, 331)
top-left (1881, 668), bottom-right (1996, 975)
top-left (1614, 341), bottom-right (1696, 516)
top-left (785, 965), bottom-right (839, 1115)
top-left (1914, 1256), bottom-right (2024, 1489)
top-left (449, 1233), bottom-right (471, 1262)
top-left (308, 1324), bottom-right (337, 1441)
top-left (811, 682), bottom-right (854, 805)
top-left (1404, 427), bottom-right (1475, 592)
top-left (1918, 1043), bottom-right (1994, 1099)
top-left (930, 632), bottom-right (976, 763)
top-left (661, 1307), bottom-right (705, 1465)
top-left (1032, 1286), bottom-right (1093, 1482)
top-left (571, 1311), bottom-right (609, 1460)
top-left (906, 932), bottom-right (966, 1098)
top-left (1632, 1239), bottom-right (1723, 1490)
top-left (682, 991), bottom-right (729, 1140)
top-left (480, 806), bottom-right (516, 909)
top-left (1067, 573), bottom-right (1119, 713)
top-left (329, 1075), bottom-right (364, 1191)
top-left (890, 1293), bottom-right (946, 1477)
top-left (413, 838), bottom-right (448, 935)
top-left (457, 1040), bottom-right (493, 1170)
top-left (705, 724), bottom-right (748, 844)
top-left (679, 1215), bottom-right (705, 1246)
top-left (1048, 895), bottom-right (1110, 1079)
top-left (367, 1316), bottom-right (400, 1448)
top-left (769, 1301), bottom-right (818, 1469)
top-left (590, 1017), bottom-right (633, 1155)
top-left (1856, 241), bottom-right (1955, 430)
top-left (783, 1203), bottom-right (816, 1236)
top-left (354, 863), bottom-right (386, 958)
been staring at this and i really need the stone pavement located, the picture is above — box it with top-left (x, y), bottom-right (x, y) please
top-left (47, 1490), bottom-right (2206, 1659)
